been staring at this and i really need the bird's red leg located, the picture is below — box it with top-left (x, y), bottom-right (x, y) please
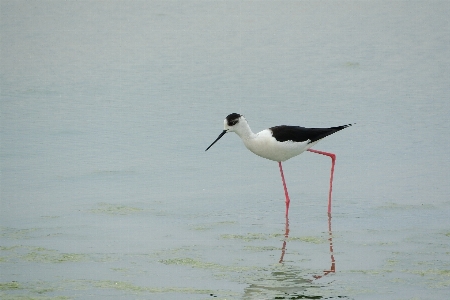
top-left (278, 161), bottom-right (290, 217)
top-left (307, 149), bottom-right (336, 214)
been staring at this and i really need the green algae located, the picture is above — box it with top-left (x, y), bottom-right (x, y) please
top-left (244, 245), bottom-right (279, 252)
top-left (0, 245), bottom-right (119, 263)
top-left (407, 269), bottom-right (450, 277)
top-left (89, 202), bottom-right (143, 215)
top-left (1, 245), bottom-right (87, 264)
top-left (344, 61), bottom-right (360, 68)
top-left (0, 296), bottom-right (71, 300)
top-left (159, 257), bottom-right (253, 272)
top-left (377, 202), bottom-right (435, 210)
top-left (0, 281), bottom-right (69, 300)
top-left (92, 280), bottom-right (215, 294)
top-left (191, 220), bottom-right (236, 231)
top-left (220, 232), bottom-right (327, 244)
top-left (22, 248), bottom-right (86, 263)
top-left (160, 257), bottom-right (221, 269)
top-left (0, 227), bottom-right (39, 239)
top-left (0, 278), bottom-right (236, 299)
top-left (0, 282), bottom-right (22, 290)
top-left (349, 269), bottom-right (393, 275)
top-left (191, 225), bottom-right (211, 231)
top-left (287, 236), bottom-right (327, 244)
top-left (271, 233), bottom-right (327, 244)
top-left (220, 233), bottom-right (268, 241)
top-left (111, 267), bottom-right (130, 273)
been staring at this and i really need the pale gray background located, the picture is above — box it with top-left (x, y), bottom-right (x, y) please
top-left (1, 1), bottom-right (449, 299)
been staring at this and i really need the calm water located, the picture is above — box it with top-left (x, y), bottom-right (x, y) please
top-left (1, 1), bottom-right (449, 299)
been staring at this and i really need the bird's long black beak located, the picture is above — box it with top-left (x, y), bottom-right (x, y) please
top-left (205, 130), bottom-right (227, 151)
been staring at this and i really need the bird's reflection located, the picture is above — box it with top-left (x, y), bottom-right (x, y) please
top-left (243, 264), bottom-right (315, 299)
top-left (278, 215), bottom-right (290, 263)
top-left (279, 212), bottom-right (335, 280)
top-left (313, 212), bottom-right (335, 279)
top-left (243, 213), bottom-right (336, 299)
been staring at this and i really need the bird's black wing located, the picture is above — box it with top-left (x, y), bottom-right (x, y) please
top-left (270, 124), bottom-right (352, 143)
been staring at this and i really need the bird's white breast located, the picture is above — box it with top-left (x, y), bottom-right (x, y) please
top-left (242, 129), bottom-right (315, 162)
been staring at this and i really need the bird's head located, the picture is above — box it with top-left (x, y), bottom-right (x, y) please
top-left (205, 113), bottom-right (246, 151)
top-left (223, 113), bottom-right (245, 133)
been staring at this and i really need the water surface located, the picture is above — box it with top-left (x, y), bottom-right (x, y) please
top-left (1, 1), bottom-right (449, 299)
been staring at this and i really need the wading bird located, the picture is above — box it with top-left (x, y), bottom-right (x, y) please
top-left (205, 113), bottom-right (352, 216)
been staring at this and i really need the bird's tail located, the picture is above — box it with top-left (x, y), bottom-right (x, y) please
top-left (308, 123), bottom-right (353, 143)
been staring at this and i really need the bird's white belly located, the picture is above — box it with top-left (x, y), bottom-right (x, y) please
top-left (243, 133), bottom-right (317, 162)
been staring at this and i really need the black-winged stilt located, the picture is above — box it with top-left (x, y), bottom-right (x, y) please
top-left (205, 113), bottom-right (352, 216)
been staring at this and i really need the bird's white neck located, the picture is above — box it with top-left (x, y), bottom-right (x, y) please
top-left (233, 120), bottom-right (257, 141)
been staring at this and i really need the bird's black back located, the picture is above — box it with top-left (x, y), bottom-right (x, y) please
top-left (270, 124), bottom-right (352, 143)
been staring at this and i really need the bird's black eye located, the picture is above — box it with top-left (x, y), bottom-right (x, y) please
top-left (228, 119), bottom-right (239, 126)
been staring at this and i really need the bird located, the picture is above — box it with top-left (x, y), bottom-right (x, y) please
top-left (205, 113), bottom-right (352, 216)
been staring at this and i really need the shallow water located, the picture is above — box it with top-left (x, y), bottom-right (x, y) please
top-left (1, 1), bottom-right (450, 299)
